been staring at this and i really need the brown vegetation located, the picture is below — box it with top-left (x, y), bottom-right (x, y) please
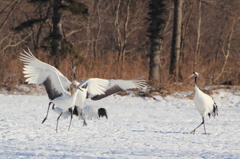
top-left (1, 0), bottom-right (240, 94)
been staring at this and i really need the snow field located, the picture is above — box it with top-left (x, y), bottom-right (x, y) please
top-left (0, 90), bottom-right (240, 158)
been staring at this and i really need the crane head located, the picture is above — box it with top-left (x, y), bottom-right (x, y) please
top-left (70, 83), bottom-right (83, 92)
top-left (71, 66), bottom-right (76, 73)
top-left (189, 71), bottom-right (199, 78)
top-left (71, 66), bottom-right (77, 81)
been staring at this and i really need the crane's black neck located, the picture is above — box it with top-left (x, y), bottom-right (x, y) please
top-left (194, 76), bottom-right (198, 86)
top-left (72, 68), bottom-right (77, 80)
top-left (73, 72), bottom-right (77, 81)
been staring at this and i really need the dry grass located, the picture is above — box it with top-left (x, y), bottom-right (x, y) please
top-left (0, 50), bottom-right (149, 91)
top-left (57, 52), bottom-right (149, 82)
top-left (1, 49), bottom-right (240, 98)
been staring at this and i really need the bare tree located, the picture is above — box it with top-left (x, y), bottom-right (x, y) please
top-left (194, 1), bottom-right (201, 71)
top-left (12, 0), bottom-right (88, 68)
top-left (0, 0), bottom-right (20, 32)
top-left (147, 0), bottom-right (166, 82)
top-left (51, 0), bottom-right (63, 68)
top-left (214, 16), bottom-right (239, 82)
top-left (169, 0), bottom-right (184, 82)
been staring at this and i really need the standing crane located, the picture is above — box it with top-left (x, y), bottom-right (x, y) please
top-left (189, 71), bottom-right (218, 134)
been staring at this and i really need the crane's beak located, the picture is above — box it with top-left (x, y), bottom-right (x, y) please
top-left (189, 74), bottom-right (194, 78)
top-left (77, 87), bottom-right (83, 92)
top-left (73, 83), bottom-right (83, 92)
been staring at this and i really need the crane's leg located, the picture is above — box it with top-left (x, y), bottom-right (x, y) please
top-left (82, 118), bottom-right (87, 126)
top-left (42, 102), bottom-right (53, 124)
top-left (73, 106), bottom-right (79, 116)
top-left (56, 112), bottom-right (63, 133)
top-left (203, 117), bottom-right (206, 134)
top-left (68, 108), bottom-right (74, 131)
top-left (79, 108), bottom-right (87, 126)
top-left (191, 117), bottom-right (205, 134)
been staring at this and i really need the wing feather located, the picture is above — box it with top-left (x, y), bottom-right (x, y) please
top-left (77, 78), bottom-right (109, 96)
top-left (91, 79), bottom-right (146, 100)
top-left (20, 49), bottom-right (71, 99)
top-left (91, 85), bottom-right (123, 100)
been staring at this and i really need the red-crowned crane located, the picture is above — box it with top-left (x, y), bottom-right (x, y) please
top-left (20, 49), bottom-right (83, 132)
top-left (189, 71), bottom-right (218, 134)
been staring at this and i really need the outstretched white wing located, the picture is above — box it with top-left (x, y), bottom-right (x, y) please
top-left (77, 78), bottom-right (110, 96)
top-left (90, 79), bottom-right (146, 100)
top-left (20, 49), bottom-right (71, 100)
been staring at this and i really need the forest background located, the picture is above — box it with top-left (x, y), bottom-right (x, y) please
top-left (0, 0), bottom-right (240, 93)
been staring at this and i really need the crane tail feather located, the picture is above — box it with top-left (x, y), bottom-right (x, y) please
top-left (212, 102), bottom-right (218, 118)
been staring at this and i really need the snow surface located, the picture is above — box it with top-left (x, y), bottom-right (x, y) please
top-left (1, 89), bottom-right (240, 158)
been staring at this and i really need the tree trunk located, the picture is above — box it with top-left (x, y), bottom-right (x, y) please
top-left (180, 0), bottom-right (194, 67)
top-left (149, 38), bottom-right (160, 82)
top-left (194, 1), bottom-right (201, 71)
top-left (169, 0), bottom-right (184, 82)
top-left (93, 0), bottom-right (101, 58)
top-left (51, 0), bottom-right (63, 69)
top-left (147, 0), bottom-right (165, 82)
top-left (114, 0), bottom-right (122, 61)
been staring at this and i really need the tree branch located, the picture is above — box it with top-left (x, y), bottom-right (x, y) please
top-left (0, 32), bottom-right (32, 54)
top-left (0, 0), bottom-right (20, 31)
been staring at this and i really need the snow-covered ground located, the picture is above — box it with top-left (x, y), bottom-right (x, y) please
top-left (1, 89), bottom-right (240, 158)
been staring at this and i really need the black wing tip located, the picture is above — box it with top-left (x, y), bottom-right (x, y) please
top-left (91, 85), bottom-right (123, 101)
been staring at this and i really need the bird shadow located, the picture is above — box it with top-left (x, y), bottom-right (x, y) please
top-left (153, 131), bottom-right (190, 134)
top-left (131, 130), bottom-right (211, 135)
top-left (131, 130), bottom-right (145, 133)
top-left (131, 130), bottom-right (188, 134)
top-left (153, 131), bottom-right (212, 135)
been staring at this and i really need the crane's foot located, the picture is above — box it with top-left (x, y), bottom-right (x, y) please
top-left (190, 129), bottom-right (196, 134)
top-left (83, 121), bottom-right (87, 126)
top-left (42, 117), bottom-right (47, 124)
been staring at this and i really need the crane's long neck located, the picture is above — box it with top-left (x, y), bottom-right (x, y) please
top-left (70, 87), bottom-right (75, 96)
top-left (70, 84), bottom-right (79, 97)
top-left (194, 76), bottom-right (198, 87)
top-left (73, 70), bottom-right (77, 81)
top-left (194, 76), bottom-right (201, 94)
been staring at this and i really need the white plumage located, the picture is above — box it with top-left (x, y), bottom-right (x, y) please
top-left (20, 49), bottom-right (83, 132)
top-left (56, 104), bottom-right (108, 126)
top-left (190, 71), bottom-right (218, 134)
top-left (81, 105), bottom-right (106, 119)
top-left (79, 105), bottom-right (108, 125)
